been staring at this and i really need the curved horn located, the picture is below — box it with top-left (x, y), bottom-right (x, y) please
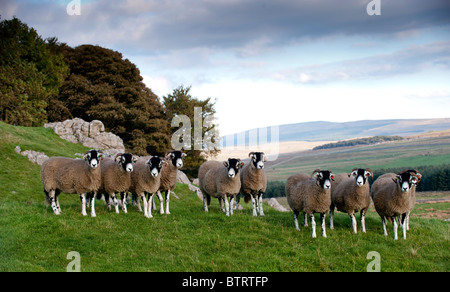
top-left (312, 169), bottom-right (321, 176)
top-left (248, 152), bottom-right (255, 158)
top-left (366, 168), bottom-right (374, 177)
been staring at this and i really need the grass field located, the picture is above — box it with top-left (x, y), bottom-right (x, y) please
top-left (265, 136), bottom-right (450, 181)
top-left (0, 122), bottom-right (449, 272)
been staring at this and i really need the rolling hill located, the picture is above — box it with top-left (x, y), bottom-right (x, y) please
top-left (221, 118), bottom-right (450, 146)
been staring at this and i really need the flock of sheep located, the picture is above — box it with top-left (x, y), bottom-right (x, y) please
top-left (40, 149), bottom-right (422, 240)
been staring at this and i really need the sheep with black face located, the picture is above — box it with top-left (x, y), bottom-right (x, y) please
top-left (40, 150), bottom-right (104, 217)
top-left (198, 158), bottom-right (244, 216)
top-left (97, 153), bottom-right (137, 214)
top-left (371, 170), bottom-right (421, 240)
top-left (330, 168), bottom-right (373, 233)
top-left (286, 169), bottom-right (335, 238)
top-left (155, 150), bottom-right (187, 215)
top-left (239, 152), bottom-right (267, 216)
top-left (129, 156), bottom-right (166, 218)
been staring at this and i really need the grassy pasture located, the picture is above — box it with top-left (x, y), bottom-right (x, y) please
top-left (265, 136), bottom-right (450, 181)
top-left (0, 122), bottom-right (448, 272)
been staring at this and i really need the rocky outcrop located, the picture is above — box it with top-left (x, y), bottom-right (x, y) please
top-left (14, 146), bottom-right (49, 165)
top-left (44, 118), bottom-right (125, 155)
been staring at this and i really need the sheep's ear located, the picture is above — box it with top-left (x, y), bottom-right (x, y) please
top-left (146, 159), bottom-right (152, 166)
top-left (83, 151), bottom-right (91, 161)
top-left (223, 161), bottom-right (229, 168)
top-left (132, 156), bottom-right (138, 163)
top-left (114, 153), bottom-right (123, 162)
top-left (392, 176), bottom-right (400, 183)
top-left (240, 161), bottom-right (245, 168)
top-left (182, 153), bottom-right (187, 159)
top-left (415, 171), bottom-right (422, 182)
top-left (351, 170), bottom-right (358, 177)
top-left (98, 151), bottom-right (104, 160)
top-left (330, 174), bottom-right (335, 181)
top-left (248, 152), bottom-right (255, 158)
top-left (263, 155), bottom-right (267, 162)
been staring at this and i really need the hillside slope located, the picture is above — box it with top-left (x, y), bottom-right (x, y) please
top-left (0, 122), bottom-right (448, 272)
top-left (223, 118), bottom-right (450, 145)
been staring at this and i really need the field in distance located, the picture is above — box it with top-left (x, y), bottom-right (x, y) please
top-left (264, 131), bottom-right (450, 181)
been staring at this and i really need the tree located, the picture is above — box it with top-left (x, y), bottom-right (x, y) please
top-left (51, 44), bottom-right (170, 155)
top-left (0, 17), bottom-right (69, 126)
top-left (163, 85), bottom-right (220, 178)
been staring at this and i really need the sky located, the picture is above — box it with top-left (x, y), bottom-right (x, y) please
top-left (1, 0), bottom-right (450, 136)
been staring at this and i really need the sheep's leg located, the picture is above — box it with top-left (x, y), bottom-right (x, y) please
top-left (165, 190), bottom-right (171, 215)
top-left (229, 196), bottom-right (235, 215)
top-left (310, 214), bottom-right (317, 238)
top-left (55, 190), bottom-right (62, 214)
top-left (141, 194), bottom-right (150, 218)
top-left (152, 193), bottom-right (157, 211)
top-left (234, 194), bottom-right (241, 210)
top-left (156, 191), bottom-right (164, 214)
top-left (329, 206), bottom-right (335, 230)
top-left (132, 193), bottom-right (142, 212)
top-left (320, 213), bottom-right (327, 238)
top-left (47, 190), bottom-right (60, 215)
top-left (147, 194), bottom-right (154, 218)
top-left (392, 216), bottom-right (398, 240)
top-left (303, 213), bottom-right (308, 227)
top-left (406, 212), bottom-right (410, 231)
top-left (350, 213), bottom-right (357, 234)
top-left (258, 193), bottom-right (265, 216)
top-left (224, 195), bottom-right (230, 216)
top-left (80, 194), bottom-right (87, 216)
top-left (361, 210), bottom-right (366, 233)
top-left (219, 197), bottom-right (225, 212)
top-left (89, 193), bottom-right (96, 217)
top-left (251, 194), bottom-right (258, 216)
top-left (121, 192), bottom-right (128, 214)
top-left (203, 194), bottom-right (209, 212)
top-left (401, 213), bottom-right (407, 240)
top-left (382, 217), bottom-right (388, 236)
top-left (110, 194), bottom-right (119, 214)
top-left (293, 210), bottom-right (300, 231)
top-left (104, 194), bottom-right (112, 211)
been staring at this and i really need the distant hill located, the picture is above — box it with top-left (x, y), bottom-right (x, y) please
top-left (221, 118), bottom-right (450, 146)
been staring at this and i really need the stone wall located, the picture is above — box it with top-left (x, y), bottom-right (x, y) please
top-left (44, 118), bottom-right (125, 155)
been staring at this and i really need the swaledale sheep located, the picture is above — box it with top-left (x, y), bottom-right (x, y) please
top-left (330, 168), bottom-right (373, 233)
top-left (156, 150), bottom-right (187, 215)
top-left (286, 169), bottom-right (335, 238)
top-left (129, 156), bottom-right (166, 218)
top-left (198, 158), bottom-right (244, 216)
top-left (402, 169), bottom-right (422, 231)
top-left (41, 150), bottom-right (104, 217)
top-left (239, 152), bottom-right (267, 216)
top-left (97, 153), bottom-right (137, 214)
top-left (371, 170), bottom-right (421, 240)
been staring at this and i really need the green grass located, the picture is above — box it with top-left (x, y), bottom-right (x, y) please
top-left (266, 136), bottom-right (450, 180)
top-left (0, 121), bottom-right (449, 272)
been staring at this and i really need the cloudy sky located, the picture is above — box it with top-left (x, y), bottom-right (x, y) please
top-left (1, 0), bottom-right (450, 135)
